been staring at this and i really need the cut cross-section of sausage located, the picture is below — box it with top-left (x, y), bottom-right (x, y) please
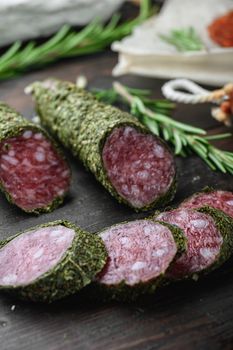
top-left (0, 224), bottom-right (75, 287)
top-left (156, 207), bottom-right (233, 279)
top-left (180, 189), bottom-right (233, 218)
top-left (0, 103), bottom-right (71, 213)
top-left (0, 221), bottom-right (107, 302)
top-left (102, 126), bottom-right (176, 209)
top-left (96, 219), bottom-right (185, 299)
top-left (0, 130), bottom-right (70, 212)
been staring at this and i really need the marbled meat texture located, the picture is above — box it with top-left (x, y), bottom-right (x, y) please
top-left (0, 103), bottom-right (70, 213)
top-left (102, 126), bottom-right (175, 209)
top-left (180, 190), bottom-right (233, 218)
top-left (0, 224), bottom-right (74, 286)
top-left (156, 209), bottom-right (223, 279)
top-left (97, 220), bottom-right (178, 287)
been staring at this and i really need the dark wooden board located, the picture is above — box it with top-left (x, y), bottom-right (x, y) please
top-left (0, 51), bottom-right (233, 350)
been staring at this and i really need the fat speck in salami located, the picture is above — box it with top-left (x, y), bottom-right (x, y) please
top-left (95, 219), bottom-right (186, 300)
top-left (28, 79), bottom-right (176, 211)
top-left (0, 220), bottom-right (107, 302)
top-left (155, 207), bottom-right (233, 279)
top-left (0, 103), bottom-right (71, 213)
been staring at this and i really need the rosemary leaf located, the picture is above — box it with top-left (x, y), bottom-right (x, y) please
top-left (173, 130), bottom-right (183, 155)
top-left (208, 153), bottom-right (227, 173)
top-left (204, 133), bottom-right (232, 141)
top-left (162, 128), bottom-right (170, 141)
top-left (142, 115), bottom-right (159, 135)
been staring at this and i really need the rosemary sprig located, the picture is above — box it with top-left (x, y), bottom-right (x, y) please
top-left (159, 27), bottom-right (205, 52)
top-left (93, 82), bottom-right (233, 174)
top-left (0, 0), bottom-right (151, 80)
top-left (94, 85), bottom-right (175, 115)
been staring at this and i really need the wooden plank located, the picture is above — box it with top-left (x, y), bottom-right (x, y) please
top-left (0, 52), bottom-right (232, 350)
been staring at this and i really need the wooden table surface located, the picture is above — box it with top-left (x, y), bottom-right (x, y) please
top-left (0, 36), bottom-right (233, 350)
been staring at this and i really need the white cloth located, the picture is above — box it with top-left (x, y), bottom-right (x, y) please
top-left (0, 0), bottom-right (124, 46)
top-left (112, 0), bottom-right (233, 86)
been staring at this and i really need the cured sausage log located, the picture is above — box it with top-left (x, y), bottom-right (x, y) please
top-left (28, 79), bottom-right (176, 211)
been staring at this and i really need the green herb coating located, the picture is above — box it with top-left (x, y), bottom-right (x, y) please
top-left (0, 220), bottom-right (107, 303)
top-left (0, 102), bottom-right (70, 214)
top-left (29, 79), bottom-right (176, 211)
top-left (90, 219), bottom-right (186, 301)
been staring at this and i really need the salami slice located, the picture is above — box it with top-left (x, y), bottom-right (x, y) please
top-left (95, 219), bottom-right (185, 300)
top-left (180, 189), bottom-right (233, 218)
top-left (156, 207), bottom-right (233, 279)
top-left (0, 103), bottom-right (71, 213)
top-left (0, 220), bottom-right (107, 302)
top-left (28, 79), bottom-right (176, 211)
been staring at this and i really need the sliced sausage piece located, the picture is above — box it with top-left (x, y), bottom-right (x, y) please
top-left (96, 219), bottom-right (185, 299)
top-left (0, 103), bottom-right (71, 213)
top-left (180, 189), bottom-right (233, 218)
top-left (156, 207), bottom-right (233, 279)
top-left (28, 79), bottom-right (176, 211)
top-left (0, 221), bottom-right (107, 302)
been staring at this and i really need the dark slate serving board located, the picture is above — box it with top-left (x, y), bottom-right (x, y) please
top-left (0, 51), bottom-right (232, 350)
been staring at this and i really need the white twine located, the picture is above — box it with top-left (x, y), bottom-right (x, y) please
top-left (162, 78), bottom-right (233, 126)
top-left (162, 79), bottom-right (218, 104)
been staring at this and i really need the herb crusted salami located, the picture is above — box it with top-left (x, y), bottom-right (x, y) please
top-left (0, 220), bottom-right (107, 302)
top-left (0, 103), bottom-right (71, 213)
top-left (28, 79), bottom-right (176, 211)
top-left (94, 219), bottom-right (186, 300)
top-left (155, 207), bottom-right (233, 280)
